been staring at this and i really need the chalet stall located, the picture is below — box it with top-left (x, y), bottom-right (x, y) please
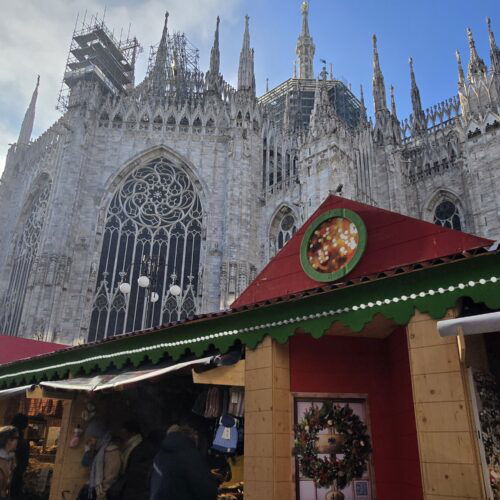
top-left (0, 196), bottom-right (499, 500)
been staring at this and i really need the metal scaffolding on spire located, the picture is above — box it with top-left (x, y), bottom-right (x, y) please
top-left (57, 12), bottom-right (140, 112)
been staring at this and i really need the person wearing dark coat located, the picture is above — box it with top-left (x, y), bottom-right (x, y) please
top-left (118, 421), bottom-right (158, 500)
top-left (150, 425), bottom-right (217, 500)
top-left (10, 414), bottom-right (29, 500)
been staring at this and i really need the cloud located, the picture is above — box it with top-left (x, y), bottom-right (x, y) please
top-left (0, 0), bottom-right (243, 175)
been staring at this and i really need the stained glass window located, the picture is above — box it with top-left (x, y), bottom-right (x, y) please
top-left (433, 200), bottom-right (462, 230)
top-left (89, 157), bottom-right (203, 341)
top-left (0, 181), bottom-right (51, 336)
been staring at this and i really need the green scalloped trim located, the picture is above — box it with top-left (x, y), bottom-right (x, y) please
top-left (1, 253), bottom-right (499, 388)
top-left (300, 209), bottom-right (367, 282)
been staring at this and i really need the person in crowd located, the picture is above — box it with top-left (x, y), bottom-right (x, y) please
top-left (150, 424), bottom-right (217, 500)
top-left (115, 420), bottom-right (157, 500)
top-left (0, 426), bottom-right (19, 500)
top-left (10, 414), bottom-right (29, 500)
top-left (83, 420), bottom-right (121, 500)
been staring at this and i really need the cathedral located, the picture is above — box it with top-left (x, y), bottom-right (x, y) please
top-left (0, 3), bottom-right (499, 345)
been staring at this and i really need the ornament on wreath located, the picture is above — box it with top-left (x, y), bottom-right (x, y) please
top-left (293, 402), bottom-right (372, 498)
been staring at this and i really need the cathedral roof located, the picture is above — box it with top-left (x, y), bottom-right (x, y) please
top-left (232, 195), bottom-right (493, 308)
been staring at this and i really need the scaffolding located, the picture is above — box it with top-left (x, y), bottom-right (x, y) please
top-left (141, 31), bottom-right (206, 100)
top-left (57, 13), bottom-right (141, 112)
top-left (259, 78), bottom-right (361, 130)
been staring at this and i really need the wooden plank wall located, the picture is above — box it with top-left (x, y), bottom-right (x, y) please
top-left (49, 396), bottom-right (88, 500)
top-left (407, 310), bottom-right (486, 499)
top-left (244, 336), bottom-right (294, 499)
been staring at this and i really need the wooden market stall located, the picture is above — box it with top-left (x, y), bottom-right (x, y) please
top-left (0, 195), bottom-right (499, 500)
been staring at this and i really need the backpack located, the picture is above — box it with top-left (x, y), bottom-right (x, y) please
top-left (212, 415), bottom-right (238, 454)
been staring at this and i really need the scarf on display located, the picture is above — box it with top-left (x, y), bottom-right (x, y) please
top-left (88, 432), bottom-right (112, 498)
top-left (121, 434), bottom-right (142, 474)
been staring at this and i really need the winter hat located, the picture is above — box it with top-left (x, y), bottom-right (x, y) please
top-left (84, 419), bottom-right (107, 440)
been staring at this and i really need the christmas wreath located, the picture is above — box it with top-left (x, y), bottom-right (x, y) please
top-left (293, 402), bottom-right (372, 490)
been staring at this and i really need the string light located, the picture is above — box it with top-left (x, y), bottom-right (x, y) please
top-left (0, 275), bottom-right (498, 383)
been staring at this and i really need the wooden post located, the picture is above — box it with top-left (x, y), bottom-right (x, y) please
top-left (0, 399), bottom-right (7, 425)
top-left (49, 396), bottom-right (88, 500)
top-left (244, 336), bottom-right (294, 499)
top-left (406, 310), bottom-right (486, 499)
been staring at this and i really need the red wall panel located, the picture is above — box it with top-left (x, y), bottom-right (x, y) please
top-left (290, 328), bottom-right (423, 499)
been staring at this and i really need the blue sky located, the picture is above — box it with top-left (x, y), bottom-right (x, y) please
top-left (1, 0), bottom-right (499, 172)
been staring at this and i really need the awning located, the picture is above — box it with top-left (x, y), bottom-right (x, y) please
top-left (0, 384), bottom-right (35, 400)
top-left (437, 311), bottom-right (500, 337)
top-left (39, 356), bottom-right (214, 392)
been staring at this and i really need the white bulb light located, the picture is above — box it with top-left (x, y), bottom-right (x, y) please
top-left (137, 276), bottom-right (150, 288)
top-left (150, 292), bottom-right (159, 303)
top-left (169, 284), bottom-right (181, 296)
top-left (119, 282), bottom-right (131, 294)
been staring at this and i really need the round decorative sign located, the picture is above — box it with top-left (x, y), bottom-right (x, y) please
top-left (300, 209), bottom-right (367, 282)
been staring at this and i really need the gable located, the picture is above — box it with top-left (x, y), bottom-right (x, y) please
top-left (233, 195), bottom-right (492, 308)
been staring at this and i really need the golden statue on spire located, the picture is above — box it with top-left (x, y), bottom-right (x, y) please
top-left (301, 1), bottom-right (309, 14)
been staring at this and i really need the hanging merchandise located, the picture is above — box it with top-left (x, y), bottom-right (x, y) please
top-left (193, 389), bottom-right (209, 416)
top-left (69, 425), bottom-right (83, 448)
top-left (228, 388), bottom-right (244, 417)
top-left (212, 415), bottom-right (239, 454)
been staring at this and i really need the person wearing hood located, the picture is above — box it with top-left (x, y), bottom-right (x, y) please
top-left (150, 425), bottom-right (217, 500)
top-left (0, 426), bottom-right (19, 500)
top-left (82, 419), bottom-right (121, 500)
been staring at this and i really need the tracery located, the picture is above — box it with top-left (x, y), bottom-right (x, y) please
top-left (90, 157), bottom-right (203, 341)
top-left (0, 181), bottom-right (52, 336)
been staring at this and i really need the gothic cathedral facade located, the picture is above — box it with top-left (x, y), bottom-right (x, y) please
top-left (0, 4), bottom-right (499, 344)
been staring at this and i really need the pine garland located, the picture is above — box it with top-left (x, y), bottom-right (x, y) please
top-left (293, 402), bottom-right (372, 490)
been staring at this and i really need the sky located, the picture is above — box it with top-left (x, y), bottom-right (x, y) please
top-left (1, 0), bottom-right (499, 174)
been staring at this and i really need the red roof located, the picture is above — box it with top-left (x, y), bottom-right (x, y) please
top-left (0, 336), bottom-right (66, 365)
top-left (233, 195), bottom-right (493, 308)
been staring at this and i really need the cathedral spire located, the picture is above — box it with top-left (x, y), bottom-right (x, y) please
top-left (372, 34), bottom-right (387, 117)
top-left (309, 77), bottom-right (335, 136)
top-left (207, 16), bottom-right (221, 93)
top-left (487, 17), bottom-right (500, 73)
top-left (466, 27), bottom-right (487, 80)
top-left (237, 15), bottom-right (256, 95)
top-left (409, 57), bottom-right (426, 134)
top-left (150, 12), bottom-right (169, 95)
top-left (296, 1), bottom-right (315, 79)
top-left (359, 84), bottom-right (368, 125)
top-left (390, 85), bottom-right (398, 119)
top-left (456, 49), bottom-right (465, 86)
top-left (18, 75), bottom-right (39, 147)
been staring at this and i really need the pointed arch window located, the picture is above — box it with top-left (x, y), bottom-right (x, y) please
top-left (193, 117), bottom-right (202, 134)
top-left (112, 114), bottom-right (123, 129)
top-left (140, 114), bottom-right (150, 130)
top-left (166, 115), bottom-right (176, 132)
top-left (90, 157), bottom-right (203, 341)
top-left (433, 199), bottom-right (462, 230)
top-left (269, 207), bottom-right (297, 257)
top-left (179, 117), bottom-right (189, 133)
top-left (99, 112), bottom-right (110, 128)
top-left (206, 118), bottom-right (215, 134)
top-left (153, 115), bottom-right (163, 131)
top-left (0, 181), bottom-right (52, 336)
